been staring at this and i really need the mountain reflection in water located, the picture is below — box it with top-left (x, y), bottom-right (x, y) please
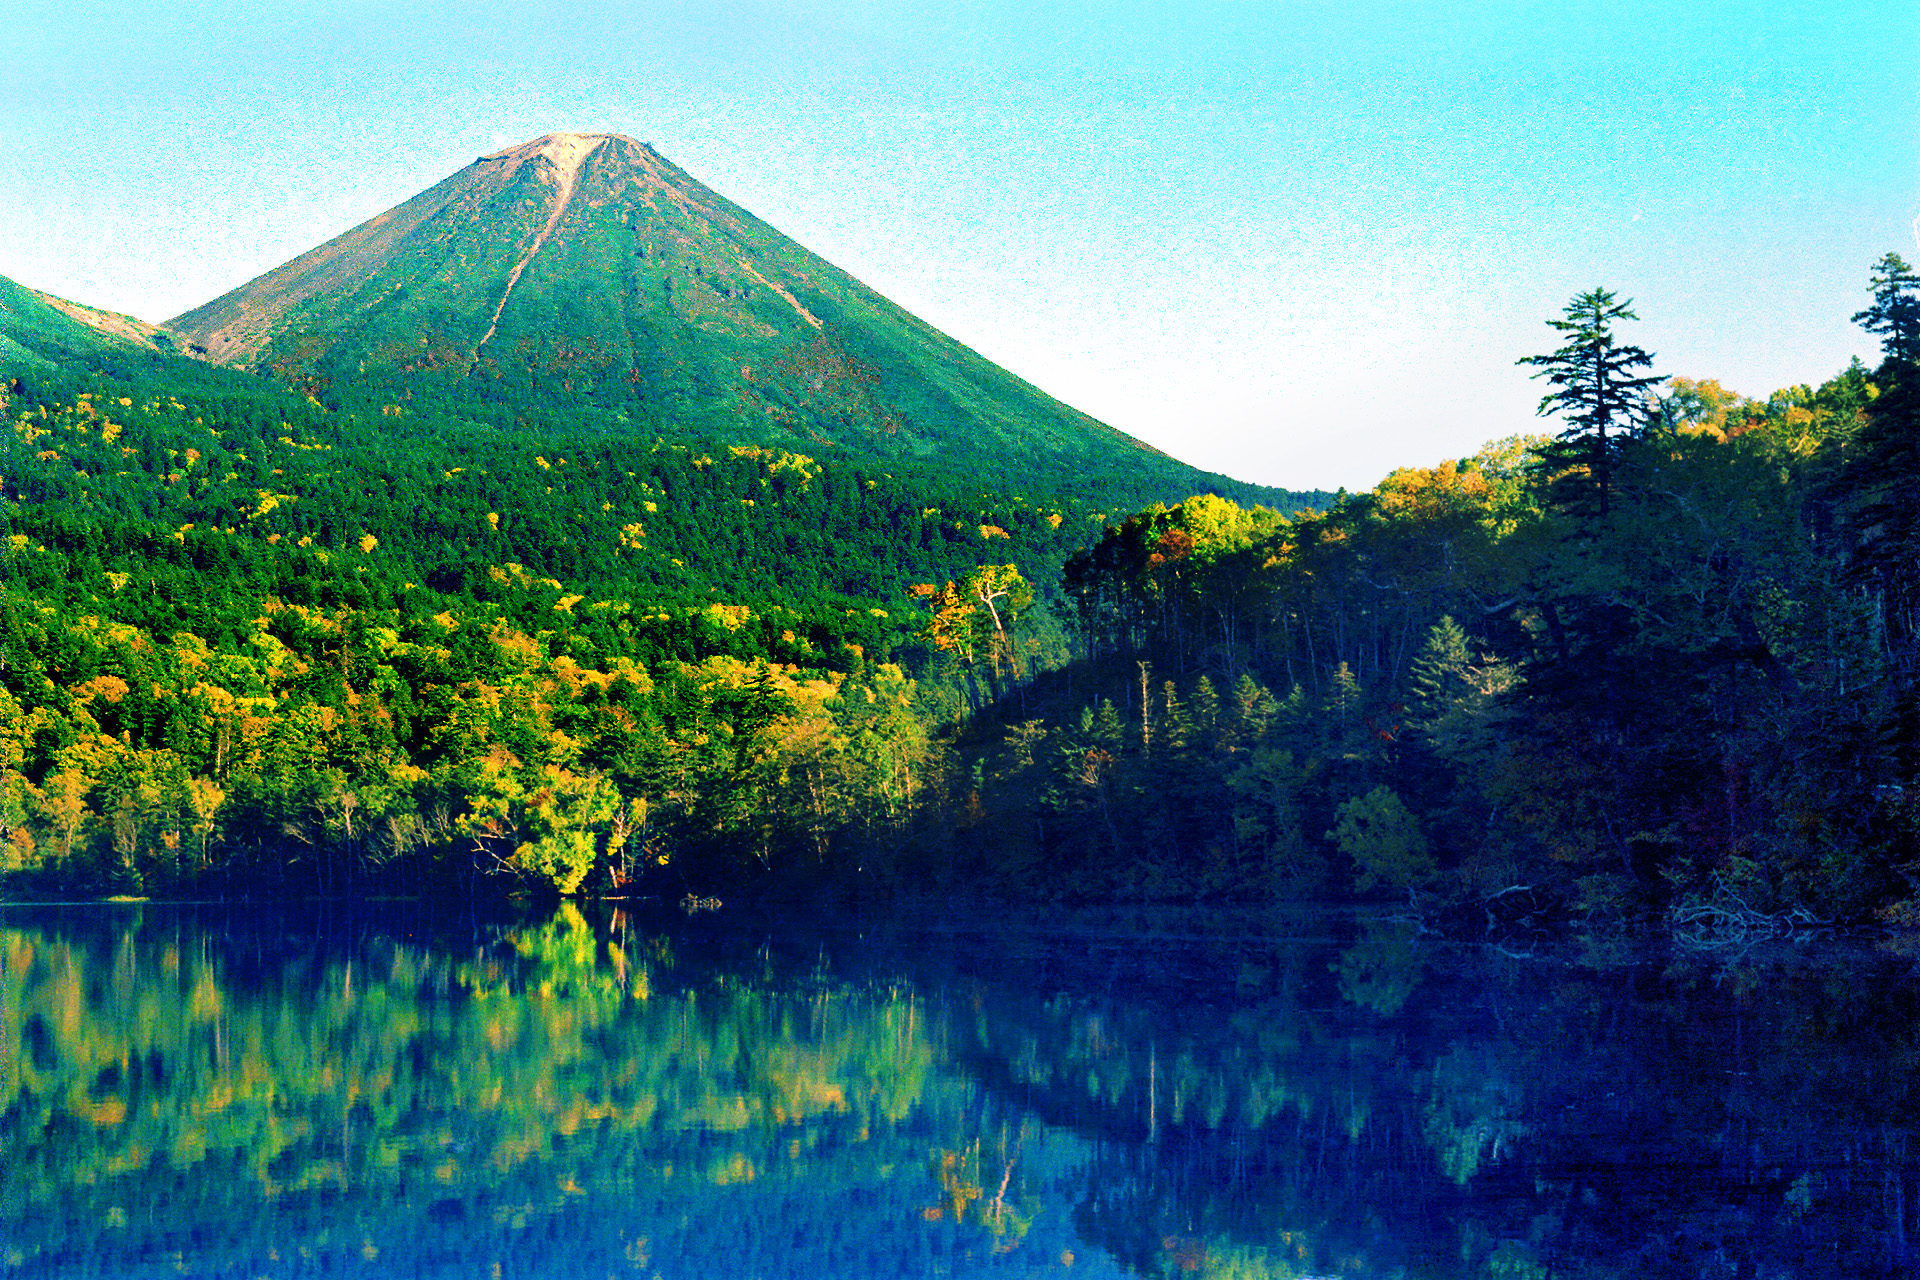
top-left (2, 902), bottom-right (1918, 1278)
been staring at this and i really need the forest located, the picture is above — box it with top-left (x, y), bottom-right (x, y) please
top-left (2, 255), bottom-right (1917, 935)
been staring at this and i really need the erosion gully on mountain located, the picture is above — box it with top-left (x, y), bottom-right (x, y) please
top-left (468, 133), bottom-right (606, 375)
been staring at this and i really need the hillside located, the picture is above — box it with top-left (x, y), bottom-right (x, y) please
top-left (0, 137), bottom-right (1339, 906)
top-left (0, 274), bottom-right (181, 375)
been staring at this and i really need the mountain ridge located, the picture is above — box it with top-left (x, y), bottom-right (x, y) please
top-left (0, 273), bottom-right (217, 386)
top-left (169, 132), bottom-right (631, 365)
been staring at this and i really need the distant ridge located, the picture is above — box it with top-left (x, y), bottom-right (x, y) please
top-left (163, 133), bottom-right (1265, 500)
top-left (0, 273), bottom-right (175, 372)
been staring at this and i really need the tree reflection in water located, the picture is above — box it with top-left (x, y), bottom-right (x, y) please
top-left (2, 903), bottom-right (1918, 1278)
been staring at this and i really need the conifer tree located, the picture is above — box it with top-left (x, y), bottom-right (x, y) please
top-left (1189, 674), bottom-right (1220, 748)
top-left (1839, 253), bottom-right (1920, 773)
top-left (1229, 674), bottom-right (1277, 746)
top-left (1841, 255), bottom-right (1920, 621)
top-left (1159, 681), bottom-right (1190, 754)
top-left (1519, 288), bottom-right (1662, 518)
top-left (1854, 252), bottom-right (1920, 364)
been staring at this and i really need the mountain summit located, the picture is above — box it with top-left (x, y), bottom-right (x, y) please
top-left (165, 132), bottom-right (1204, 493)
top-left (171, 133), bottom-right (641, 368)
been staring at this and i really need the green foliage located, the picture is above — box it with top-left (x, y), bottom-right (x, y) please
top-left (1853, 252), bottom-right (1920, 364)
top-left (0, 368), bottom-right (1047, 897)
top-left (1835, 256), bottom-right (1920, 779)
top-left (1328, 786), bottom-right (1433, 894)
top-left (1408, 615), bottom-right (1517, 768)
top-left (924, 264), bottom-right (1915, 923)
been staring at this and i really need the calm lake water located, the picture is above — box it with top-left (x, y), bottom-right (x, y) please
top-left (3, 901), bottom-right (1918, 1279)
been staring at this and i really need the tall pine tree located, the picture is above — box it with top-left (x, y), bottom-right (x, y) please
top-left (1519, 288), bottom-right (1662, 519)
top-left (1838, 254), bottom-right (1920, 773)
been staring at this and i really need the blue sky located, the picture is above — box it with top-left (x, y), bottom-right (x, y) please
top-left (4, 0), bottom-right (1915, 490)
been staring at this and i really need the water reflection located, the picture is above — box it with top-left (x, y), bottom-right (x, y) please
top-left (3, 903), bottom-right (1919, 1278)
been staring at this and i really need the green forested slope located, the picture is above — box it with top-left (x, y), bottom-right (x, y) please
top-left (0, 308), bottom-right (1323, 902)
top-left (0, 274), bottom-right (180, 374)
top-left (18, 245), bottom-right (1913, 934)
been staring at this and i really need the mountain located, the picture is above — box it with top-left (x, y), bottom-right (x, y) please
top-left (165, 133), bottom-right (1272, 502)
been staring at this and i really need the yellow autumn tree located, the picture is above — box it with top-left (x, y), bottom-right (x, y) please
top-left (911, 565), bottom-right (1032, 712)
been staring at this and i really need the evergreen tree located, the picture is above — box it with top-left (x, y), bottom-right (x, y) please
top-left (1189, 674), bottom-right (1221, 749)
top-left (1838, 253), bottom-right (1920, 774)
top-left (1841, 255), bottom-right (1920, 609)
top-left (1853, 252), bottom-right (1920, 364)
top-left (1519, 288), bottom-right (1662, 518)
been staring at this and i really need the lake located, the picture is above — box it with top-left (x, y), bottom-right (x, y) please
top-left (2, 901), bottom-right (1917, 1278)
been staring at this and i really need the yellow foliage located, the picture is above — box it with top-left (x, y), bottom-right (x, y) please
top-left (488, 622), bottom-right (544, 667)
top-left (68, 1092), bottom-right (128, 1127)
top-left (1370, 464), bottom-right (1485, 521)
top-left (72, 674), bottom-right (131, 705)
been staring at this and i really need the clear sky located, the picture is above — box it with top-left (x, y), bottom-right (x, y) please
top-left (4, 0), bottom-right (1915, 491)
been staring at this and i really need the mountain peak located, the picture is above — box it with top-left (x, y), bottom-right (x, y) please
top-left (479, 132), bottom-right (619, 167)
